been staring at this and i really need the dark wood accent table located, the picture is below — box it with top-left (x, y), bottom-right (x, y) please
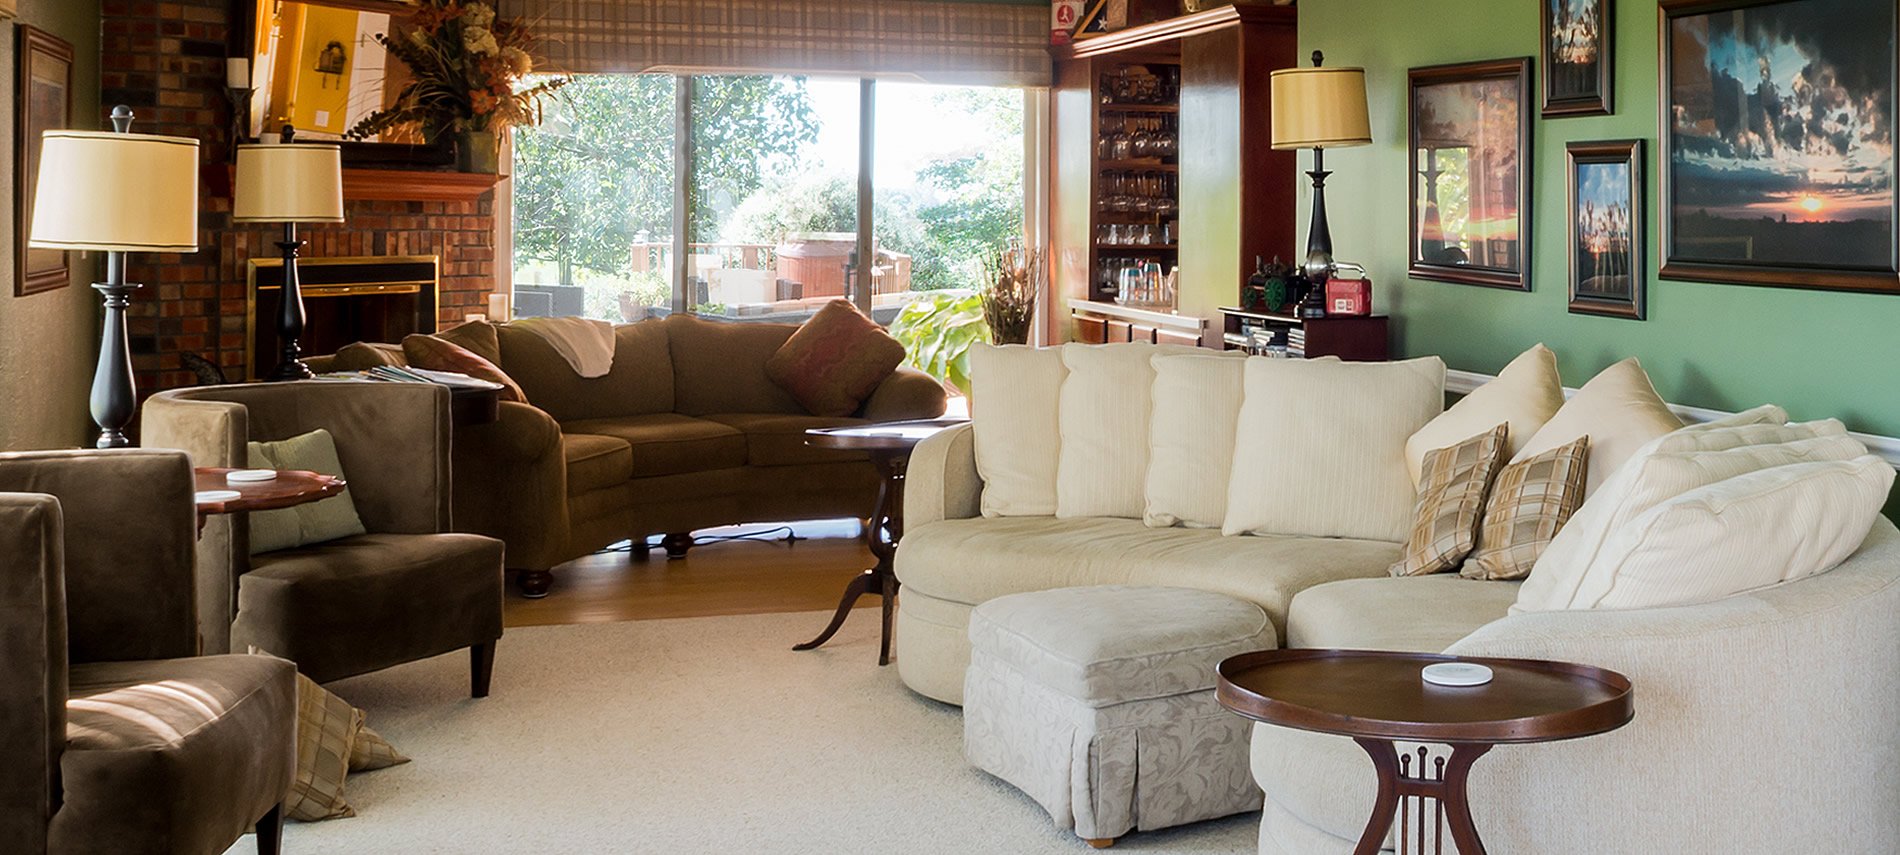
top-left (194, 468), bottom-right (346, 531)
top-left (795, 418), bottom-right (970, 665)
top-left (1217, 649), bottom-right (1633, 855)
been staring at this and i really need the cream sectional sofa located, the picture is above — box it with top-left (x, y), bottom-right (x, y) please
top-left (895, 342), bottom-right (1900, 853)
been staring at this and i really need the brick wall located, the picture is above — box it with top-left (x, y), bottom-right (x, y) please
top-left (101, 0), bottom-right (498, 392)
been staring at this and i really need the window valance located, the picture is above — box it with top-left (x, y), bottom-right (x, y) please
top-left (498, 0), bottom-right (1053, 87)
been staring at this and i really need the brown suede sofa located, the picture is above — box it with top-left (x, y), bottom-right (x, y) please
top-left (314, 312), bottom-right (948, 597)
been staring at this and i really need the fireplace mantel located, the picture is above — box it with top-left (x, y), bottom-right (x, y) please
top-left (217, 167), bottom-right (501, 203)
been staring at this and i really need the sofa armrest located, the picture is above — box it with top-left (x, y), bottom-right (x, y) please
top-left (1435, 519), bottom-right (1900, 853)
top-left (451, 401), bottom-right (570, 571)
top-left (860, 366), bottom-right (949, 422)
top-left (0, 492), bottom-right (65, 845)
top-left (903, 422), bottom-right (979, 530)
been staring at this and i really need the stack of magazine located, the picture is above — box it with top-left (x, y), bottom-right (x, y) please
top-left (318, 365), bottom-right (503, 390)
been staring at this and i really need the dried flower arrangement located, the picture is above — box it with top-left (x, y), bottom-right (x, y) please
top-left (981, 242), bottom-right (1041, 346)
top-left (345, 1), bottom-right (566, 146)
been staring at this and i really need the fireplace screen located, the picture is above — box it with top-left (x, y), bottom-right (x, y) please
top-left (246, 255), bottom-right (440, 380)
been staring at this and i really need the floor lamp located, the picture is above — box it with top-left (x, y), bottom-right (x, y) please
top-left (28, 107), bottom-right (200, 448)
top-left (1269, 52), bottom-right (1372, 285)
top-left (234, 141), bottom-right (345, 381)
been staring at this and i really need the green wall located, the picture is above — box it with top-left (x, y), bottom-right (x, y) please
top-left (1298, 0), bottom-right (1900, 443)
top-left (0, 0), bottom-right (102, 450)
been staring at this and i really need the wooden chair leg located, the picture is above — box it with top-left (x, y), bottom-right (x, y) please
top-left (470, 642), bottom-right (496, 698)
top-left (256, 802), bottom-right (283, 855)
top-left (631, 538), bottom-right (652, 559)
top-left (515, 569), bottom-right (553, 598)
top-left (661, 532), bottom-right (692, 560)
top-left (1084, 837), bottom-right (1116, 849)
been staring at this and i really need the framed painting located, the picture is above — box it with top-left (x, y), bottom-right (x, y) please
top-left (1543, 0), bottom-right (1612, 116)
top-left (1567, 140), bottom-right (1645, 319)
top-left (16, 25), bottom-right (72, 297)
top-left (1408, 58), bottom-right (1533, 290)
top-left (1660, 0), bottom-right (1898, 293)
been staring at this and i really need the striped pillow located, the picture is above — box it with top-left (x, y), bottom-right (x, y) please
top-left (1463, 436), bottom-right (1590, 581)
top-left (1390, 424), bottom-right (1509, 576)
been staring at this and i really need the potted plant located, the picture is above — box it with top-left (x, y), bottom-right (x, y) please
top-left (345, 1), bottom-right (565, 173)
top-left (981, 242), bottom-right (1039, 346)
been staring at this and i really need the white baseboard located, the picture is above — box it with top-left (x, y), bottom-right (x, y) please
top-left (1445, 369), bottom-right (1900, 470)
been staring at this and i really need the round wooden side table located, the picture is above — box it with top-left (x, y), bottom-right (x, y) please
top-left (194, 467), bottom-right (346, 532)
top-left (1217, 649), bottom-right (1633, 855)
top-left (795, 418), bottom-right (969, 665)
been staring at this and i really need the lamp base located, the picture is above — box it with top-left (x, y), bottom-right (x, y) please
top-left (89, 277), bottom-right (139, 449)
top-left (269, 360), bottom-right (316, 382)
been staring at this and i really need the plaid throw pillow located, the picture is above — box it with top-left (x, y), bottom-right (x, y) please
top-left (286, 671), bottom-right (363, 821)
top-left (1389, 424), bottom-right (1509, 576)
top-left (1463, 436), bottom-right (1591, 581)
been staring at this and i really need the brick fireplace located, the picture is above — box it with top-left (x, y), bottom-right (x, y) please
top-left (100, 0), bottom-right (500, 395)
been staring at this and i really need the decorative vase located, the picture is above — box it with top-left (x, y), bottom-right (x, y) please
top-left (455, 131), bottom-right (500, 174)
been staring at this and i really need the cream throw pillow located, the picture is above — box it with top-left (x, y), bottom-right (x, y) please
top-left (1510, 358), bottom-right (1682, 499)
top-left (1224, 356), bottom-right (1445, 542)
top-left (247, 429), bottom-right (366, 554)
top-left (1056, 343), bottom-right (1230, 518)
top-left (1405, 344), bottom-right (1563, 487)
top-left (1145, 354), bottom-right (1247, 528)
top-left (1514, 428), bottom-right (1865, 612)
top-left (1556, 456), bottom-right (1894, 611)
top-left (969, 344), bottom-right (1068, 517)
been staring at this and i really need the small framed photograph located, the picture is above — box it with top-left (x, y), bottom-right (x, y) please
top-left (1408, 57), bottom-right (1533, 291)
top-left (1660, 0), bottom-right (1897, 293)
top-left (1542, 0), bottom-right (1612, 116)
top-left (1566, 140), bottom-right (1645, 319)
top-left (16, 25), bottom-right (72, 297)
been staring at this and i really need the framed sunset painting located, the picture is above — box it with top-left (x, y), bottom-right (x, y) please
top-left (1408, 58), bottom-right (1533, 290)
top-left (1660, 0), bottom-right (1898, 293)
top-left (1568, 140), bottom-right (1645, 319)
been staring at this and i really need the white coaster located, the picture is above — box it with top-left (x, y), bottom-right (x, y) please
top-left (226, 469), bottom-right (278, 483)
top-left (195, 489), bottom-right (241, 503)
top-left (1421, 662), bottom-right (1493, 687)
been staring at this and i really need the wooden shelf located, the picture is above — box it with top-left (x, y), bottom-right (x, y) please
top-left (1099, 103), bottom-right (1177, 113)
top-left (1095, 242), bottom-right (1178, 250)
top-left (342, 168), bottom-right (502, 202)
top-left (1098, 160), bottom-right (1176, 171)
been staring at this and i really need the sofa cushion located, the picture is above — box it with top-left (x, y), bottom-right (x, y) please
top-left (402, 333), bottom-right (526, 403)
top-left (1464, 436), bottom-right (1590, 581)
top-left (1286, 575), bottom-right (1518, 652)
top-left (764, 300), bottom-right (907, 417)
top-left (237, 533), bottom-right (504, 684)
top-left (246, 428), bottom-right (367, 555)
top-left (435, 319), bottom-right (502, 364)
top-left (562, 432), bottom-right (634, 494)
top-left (1511, 358), bottom-right (1682, 498)
top-left (896, 516), bottom-right (1398, 636)
top-left (968, 343), bottom-right (1067, 517)
top-left (56, 654), bottom-right (296, 855)
top-left (331, 341), bottom-right (406, 371)
top-left (1056, 343), bottom-right (1227, 519)
top-left (1146, 353), bottom-right (1246, 529)
top-left (1555, 456), bottom-right (1894, 611)
top-left (496, 320), bottom-right (674, 422)
top-left (703, 413), bottom-right (870, 466)
top-left (969, 585), bottom-right (1274, 706)
top-left (563, 414), bottom-right (748, 477)
top-left (1405, 343), bottom-right (1563, 487)
top-left (1224, 356), bottom-right (1445, 542)
top-left (664, 313), bottom-right (806, 416)
top-left (1390, 423), bottom-right (1509, 577)
top-left (1516, 431), bottom-right (1867, 613)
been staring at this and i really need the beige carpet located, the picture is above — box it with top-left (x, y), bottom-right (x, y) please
top-left (232, 611), bottom-right (1258, 854)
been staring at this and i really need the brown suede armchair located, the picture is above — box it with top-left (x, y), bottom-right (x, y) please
top-left (0, 449), bottom-right (295, 855)
top-left (142, 381), bottom-right (505, 696)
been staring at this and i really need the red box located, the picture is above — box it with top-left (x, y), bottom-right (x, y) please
top-left (1325, 276), bottom-right (1372, 316)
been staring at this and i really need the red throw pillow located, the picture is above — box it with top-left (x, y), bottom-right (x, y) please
top-left (401, 334), bottom-right (528, 403)
top-left (765, 300), bottom-right (907, 417)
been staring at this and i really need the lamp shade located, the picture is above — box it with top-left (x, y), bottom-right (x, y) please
top-left (1269, 67), bottom-right (1372, 150)
top-left (233, 143), bottom-right (345, 223)
top-left (29, 130), bottom-right (201, 253)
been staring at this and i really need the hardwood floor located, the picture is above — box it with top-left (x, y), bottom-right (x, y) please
top-left (503, 519), bottom-right (878, 628)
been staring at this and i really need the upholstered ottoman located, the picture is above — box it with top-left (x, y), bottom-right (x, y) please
top-left (962, 585), bottom-right (1274, 847)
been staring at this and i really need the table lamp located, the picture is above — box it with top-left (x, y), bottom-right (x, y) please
top-left (29, 106), bottom-right (199, 448)
top-left (234, 138), bottom-right (344, 380)
top-left (1270, 51), bottom-right (1372, 284)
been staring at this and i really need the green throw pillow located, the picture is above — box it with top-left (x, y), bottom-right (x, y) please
top-left (246, 429), bottom-right (367, 554)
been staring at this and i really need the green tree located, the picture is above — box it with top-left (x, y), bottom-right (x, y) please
top-left (512, 74), bottom-right (817, 285)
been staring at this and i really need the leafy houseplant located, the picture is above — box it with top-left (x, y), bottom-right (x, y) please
top-left (888, 291), bottom-right (990, 396)
top-left (345, 1), bottom-right (566, 173)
